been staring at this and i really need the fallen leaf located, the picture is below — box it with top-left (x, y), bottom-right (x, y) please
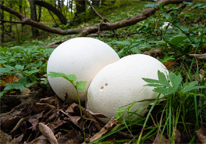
top-left (189, 53), bottom-right (206, 59)
top-left (0, 75), bottom-right (19, 87)
top-left (58, 129), bottom-right (83, 144)
top-left (86, 109), bottom-right (108, 118)
top-left (27, 135), bottom-right (49, 144)
top-left (0, 130), bottom-right (12, 144)
top-left (10, 116), bottom-right (29, 134)
top-left (49, 119), bottom-right (66, 131)
top-left (195, 126), bottom-right (206, 144)
top-left (153, 133), bottom-right (169, 144)
top-left (143, 48), bottom-right (163, 58)
top-left (28, 112), bottom-right (44, 131)
top-left (88, 117), bottom-right (117, 143)
top-left (32, 103), bottom-right (56, 113)
top-left (199, 69), bottom-right (206, 82)
top-left (174, 130), bottom-right (181, 143)
top-left (164, 60), bottom-right (175, 70)
top-left (39, 122), bottom-right (58, 144)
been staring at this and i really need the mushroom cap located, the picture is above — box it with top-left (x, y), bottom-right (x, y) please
top-left (86, 54), bottom-right (168, 122)
top-left (47, 37), bottom-right (120, 103)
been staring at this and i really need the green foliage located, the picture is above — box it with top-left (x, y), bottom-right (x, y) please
top-left (143, 70), bottom-right (206, 95)
top-left (44, 72), bottom-right (87, 92)
top-left (0, 46), bottom-right (53, 97)
top-left (1, 0), bottom-right (206, 143)
top-left (44, 72), bottom-right (87, 117)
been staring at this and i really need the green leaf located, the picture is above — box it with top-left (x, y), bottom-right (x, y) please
top-left (18, 77), bottom-right (28, 85)
top-left (15, 65), bottom-right (24, 71)
top-left (66, 74), bottom-right (77, 83)
top-left (114, 41), bottom-right (131, 46)
top-left (158, 70), bottom-right (170, 87)
top-left (45, 72), bottom-right (77, 83)
top-left (162, 13), bottom-right (170, 20)
top-left (4, 83), bottom-right (25, 93)
top-left (76, 81), bottom-right (87, 92)
top-left (145, 83), bottom-right (163, 87)
top-left (169, 35), bottom-right (187, 46)
top-left (169, 72), bottom-right (182, 90)
top-left (181, 81), bottom-right (206, 93)
top-left (142, 78), bottom-right (160, 84)
top-left (154, 87), bottom-right (176, 95)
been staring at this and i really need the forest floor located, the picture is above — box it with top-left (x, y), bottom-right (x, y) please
top-left (0, 0), bottom-right (206, 143)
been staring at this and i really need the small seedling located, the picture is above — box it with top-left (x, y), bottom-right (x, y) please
top-left (44, 72), bottom-right (87, 117)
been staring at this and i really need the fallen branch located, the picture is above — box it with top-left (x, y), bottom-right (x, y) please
top-left (0, 0), bottom-right (187, 37)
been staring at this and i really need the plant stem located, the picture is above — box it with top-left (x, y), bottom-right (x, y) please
top-left (75, 85), bottom-right (83, 117)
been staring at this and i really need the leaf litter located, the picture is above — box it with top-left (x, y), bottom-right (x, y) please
top-left (0, 92), bottom-right (125, 143)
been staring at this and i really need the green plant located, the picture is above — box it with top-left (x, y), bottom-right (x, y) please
top-left (44, 72), bottom-right (87, 117)
top-left (0, 46), bottom-right (53, 97)
top-left (141, 70), bottom-right (206, 143)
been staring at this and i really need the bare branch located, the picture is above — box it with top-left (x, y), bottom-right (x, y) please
top-left (85, 0), bottom-right (109, 23)
top-left (0, 19), bottom-right (23, 24)
top-left (0, 0), bottom-right (187, 37)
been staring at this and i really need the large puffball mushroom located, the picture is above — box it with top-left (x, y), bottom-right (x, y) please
top-left (86, 54), bottom-right (168, 123)
top-left (47, 37), bottom-right (120, 103)
top-left (160, 22), bottom-right (173, 30)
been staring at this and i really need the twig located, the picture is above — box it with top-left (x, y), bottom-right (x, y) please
top-left (85, 0), bottom-right (109, 23)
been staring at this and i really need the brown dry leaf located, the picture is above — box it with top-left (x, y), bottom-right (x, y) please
top-left (174, 130), bottom-right (181, 143)
top-left (39, 122), bottom-right (58, 144)
top-left (143, 48), bottom-right (163, 58)
top-left (86, 109), bottom-right (108, 118)
top-left (164, 60), bottom-right (175, 70)
top-left (189, 53), bottom-right (206, 59)
top-left (58, 129), bottom-right (83, 144)
top-left (88, 117), bottom-right (117, 143)
top-left (28, 112), bottom-right (44, 131)
top-left (153, 133), bottom-right (169, 144)
top-left (42, 108), bottom-right (59, 123)
top-left (10, 116), bottom-right (29, 134)
top-left (0, 75), bottom-right (19, 87)
top-left (69, 116), bottom-right (83, 129)
top-left (65, 103), bottom-right (104, 131)
top-left (195, 126), bottom-right (206, 144)
top-left (199, 69), bottom-right (206, 82)
top-left (49, 119), bottom-right (66, 131)
top-left (0, 130), bottom-right (12, 144)
top-left (27, 135), bottom-right (49, 144)
top-left (39, 96), bottom-right (61, 107)
top-left (21, 88), bottom-right (31, 95)
top-left (32, 103), bottom-right (56, 113)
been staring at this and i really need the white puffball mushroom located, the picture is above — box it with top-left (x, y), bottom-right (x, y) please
top-left (47, 37), bottom-right (120, 103)
top-left (160, 22), bottom-right (173, 30)
top-left (86, 54), bottom-right (168, 123)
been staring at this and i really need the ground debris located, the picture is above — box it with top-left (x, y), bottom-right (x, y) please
top-left (0, 95), bottom-right (118, 143)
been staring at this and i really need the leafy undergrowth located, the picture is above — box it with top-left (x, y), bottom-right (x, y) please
top-left (1, 0), bottom-right (206, 143)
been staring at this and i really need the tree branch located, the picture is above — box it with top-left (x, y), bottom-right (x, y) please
top-left (0, 0), bottom-right (187, 37)
top-left (0, 19), bottom-right (23, 24)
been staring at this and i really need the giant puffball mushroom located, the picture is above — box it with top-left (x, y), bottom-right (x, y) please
top-left (86, 54), bottom-right (168, 123)
top-left (160, 22), bottom-right (173, 30)
top-left (47, 37), bottom-right (120, 103)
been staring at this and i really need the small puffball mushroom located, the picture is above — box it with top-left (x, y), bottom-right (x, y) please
top-left (86, 54), bottom-right (168, 123)
top-left (47, 37), bottom-right (120, 103)
top-left (160, 22), bottom-right (173, 30)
